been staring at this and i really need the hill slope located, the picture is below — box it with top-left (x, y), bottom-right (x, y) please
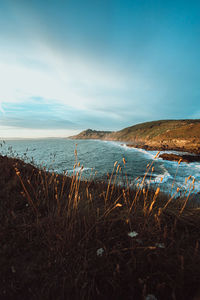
top-left (69, 128), bottom-right (113, 140)
top-left (70, 119), bottom-right (200, 153)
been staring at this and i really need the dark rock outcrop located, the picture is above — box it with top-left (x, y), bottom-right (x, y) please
top-left (159, 153), bottom-right (200, 163)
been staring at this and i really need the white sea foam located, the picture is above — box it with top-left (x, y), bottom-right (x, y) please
top-left (119, 143), bottom-right (157, 160)
top-left (103, 140), bottom-right (123, 148)
top-left (121, 143), bottom-right (128, 148)
top-left (67, 167), bottom-right (92, 173)
top-left (154, 172), bottom-right (172, 184)
top-left (135, 148), bottom-right (156, 159)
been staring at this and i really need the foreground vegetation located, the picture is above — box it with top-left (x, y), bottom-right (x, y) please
top-left (0, 153), bottom-right (200, 300)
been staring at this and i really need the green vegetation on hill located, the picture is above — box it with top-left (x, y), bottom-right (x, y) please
top-left (1, 154), bottom-right (200, 299)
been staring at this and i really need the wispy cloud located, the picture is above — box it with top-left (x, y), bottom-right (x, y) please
top-left (0, 0), bottom-right (200, 137)
top-left (0, 98), bottom-right (79, 129)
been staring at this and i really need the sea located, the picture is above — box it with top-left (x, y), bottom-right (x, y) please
top-left (1, 138), bottom-right (200, 197)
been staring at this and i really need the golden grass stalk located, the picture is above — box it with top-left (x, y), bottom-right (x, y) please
top-left (15, 168), bottom-right (38, 215)
top-left (146, 187), bottom-right (160, 216)
top-left (179, 178), bottom-right (195, 215)
top-left (105, 161), bottom-right (118, 203)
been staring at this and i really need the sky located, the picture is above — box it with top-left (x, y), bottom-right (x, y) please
top-left (0, 0), bottom-right (200, 138)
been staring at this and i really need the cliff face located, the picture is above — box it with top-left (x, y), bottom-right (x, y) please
top-left (69, 120), bottom-right (200, 153)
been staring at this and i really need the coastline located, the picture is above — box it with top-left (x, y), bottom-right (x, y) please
top-left (70, 120), bottom-right (200, 159)
top-left (69, 136), bottom-right (200, 163)
top-left (125, 143), bottom-right (200, 163)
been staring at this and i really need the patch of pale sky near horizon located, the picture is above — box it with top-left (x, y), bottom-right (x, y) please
top-left (0, 126), bottom-right (80, 139)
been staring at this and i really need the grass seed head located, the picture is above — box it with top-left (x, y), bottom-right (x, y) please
top-left (15, 168), bottom-right (20, 176)
top-left (155, 187), bottom-right (160, 196)
top-left (154, 151), bottom-right (160, 159)
top-left (115, 203), bottom-right (122, 208)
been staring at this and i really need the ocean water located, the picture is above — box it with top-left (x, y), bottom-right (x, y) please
top-left (1, 138), bottom-right (200, 196)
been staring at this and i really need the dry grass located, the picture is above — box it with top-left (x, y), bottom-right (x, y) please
top-left (0, 154), bottom-right (200, 300)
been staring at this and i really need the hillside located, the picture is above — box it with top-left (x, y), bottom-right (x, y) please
top-left (69, 128), bottom-right (113, 140)
top-left (70, 119), bottom-right (200, 153)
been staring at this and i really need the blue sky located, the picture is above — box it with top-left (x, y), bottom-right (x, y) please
top-left (0, 0), bottom-right (200, 138)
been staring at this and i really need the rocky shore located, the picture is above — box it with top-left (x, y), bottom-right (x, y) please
top-left (159, 153), bottom-right (200, 163)
top-left (126, 143), bottom-right (200, 163)
top-left (126, 142), bottom-right (200, 154)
